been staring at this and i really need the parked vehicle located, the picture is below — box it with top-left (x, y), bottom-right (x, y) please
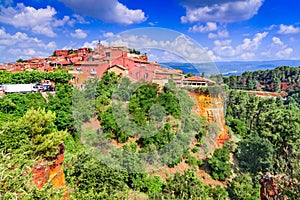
top-left (0, 80), bottom-right (55, 94)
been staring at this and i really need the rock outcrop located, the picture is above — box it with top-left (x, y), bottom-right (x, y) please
top-left (190, 91), bottom-right (229, 146)
top-left (32, 143), bottom-right (68, 198)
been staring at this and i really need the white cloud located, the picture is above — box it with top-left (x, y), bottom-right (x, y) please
top-left (236, 32), bottom-right (268, 53)
top-left (83, 40), bottom-right (99, 49)
top-left (278, 24), bottom-right (300, 35)
top-left (265, 24), bottom-right (276, 30)
top-left (61, 0), bottom-right (146, 25)
top-left (70, 29), bottom-right (87, 39)
top-left (181, 0), bottom-right (264, 23)
top-left (148, 21), bottom-right (158, 26)
top-left (240, 52), bottom-right (255, 60)
top-left (208, 30), bottom-right (229, 39)
top-left (213, 39), bottom-right (236, 57)
top-left (275, 48), bottom-right (293, 58)
top-left (189, 22), bottom-right (217, 33)
top-left (103, 32), bottom-right (114, 38)
top-left (102, 33), bottom-right (215, 63)
top-left (272, 37), bottom-right (284, 46)
top-left (212, 32), bottom-right (268, 60)
top-left (261, 36), bottom-right (293, 59)
top-left (0, 3), bottom-right (73, 37)
top-left (0, 27), bottom-right (56, 62)
top-left (72, 14), bottom-right (89, 24)
top-left (0, 0), bottom-right (12, 7)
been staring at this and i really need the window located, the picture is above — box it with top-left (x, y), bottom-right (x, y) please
top-left (144, 73), bottom-right (148, 78)
top-left (105, 52), bottom-right (111, 57)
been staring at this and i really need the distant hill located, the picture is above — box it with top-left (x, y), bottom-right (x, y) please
top-left (160, 60), bottom-right (300, 76)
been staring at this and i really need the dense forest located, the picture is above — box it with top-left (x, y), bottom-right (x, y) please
top-left (0, 66), bottom-right (299, 199)
top-left (223, 66), bottom-right (300, 93)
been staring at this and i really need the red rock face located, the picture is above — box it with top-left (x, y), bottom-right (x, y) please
top-left (32, 163), bottom-right (50, 189)
top-left (32, 144), bottom-right (68, 198)
top-left (190, 92), bottom-right (229, 146)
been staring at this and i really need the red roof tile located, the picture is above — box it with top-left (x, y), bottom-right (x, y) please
top-left (184, 76), bottom-right (207, 82)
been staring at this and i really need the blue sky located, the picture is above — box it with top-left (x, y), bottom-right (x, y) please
top-left (0, 0), bottom-right (300, 63)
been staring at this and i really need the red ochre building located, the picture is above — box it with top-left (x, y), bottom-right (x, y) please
top-left (2, 43), bottom-right (214, 88)
top-left (71, 43), bottom-right (214, 87)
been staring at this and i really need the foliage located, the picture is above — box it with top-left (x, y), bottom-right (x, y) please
top-left (2, 65), bottom-right (299, 199)
top-left (0, 153), bottom-right (64, 200)
top-left (128, 48), bottom-right (141, 55)
top-left (185, 72), bottom-right (196, 78)
top-left (72, 79), bottom-right (97, 127)
top-left (0, 108), bottom-right (67, 159)
top-left (0, 70), bottom-right (72, 84)
top-left (227, 173), bottom-right (260, 200)
top-left (65, 152), bottom-right (129, 199)
top-left (223, 66), bottom-right (300, 92)
top-left (98, 106), bottom-right (129, 142)
top-left (236, 134), bottom-right (275, 175)
top-left (46, 84), bottom-right (74, 131)
top-left (162, 170), bottom-right (228, 199)
top-left (129, 83), bottom-right (159, 125)
top-left (131, 175), bottom-right (164, 196)
top-left (16, 58), bottom-right (25, 63)
top-left (208, 145), bottom-right (232, 181)
top-left (95, 71), bottom-right (120, 99)
top-left (0, 92), bottom-right (46, 123)
top-left (0, 108), bottom-right (67, 199)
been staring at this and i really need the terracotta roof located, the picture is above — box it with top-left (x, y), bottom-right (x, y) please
top-left (184, 76), bottom-right (207, 82)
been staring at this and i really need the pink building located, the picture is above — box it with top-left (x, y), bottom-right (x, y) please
top-left (68, 43), bottom-right (215, 88)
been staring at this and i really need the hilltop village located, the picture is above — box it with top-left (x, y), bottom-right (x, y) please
top-left (0, 43), bottom-right (215, 88)
top-left (2, 41), bottom-right (300, 199)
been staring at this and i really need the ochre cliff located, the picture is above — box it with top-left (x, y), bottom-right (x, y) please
top-left (189, 91), bottom-right (228, 146)
top-left (32, 144), bottom-right (68, 198)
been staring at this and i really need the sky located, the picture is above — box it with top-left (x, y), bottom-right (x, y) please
top-left (0, 0), bottom-right (300, 63)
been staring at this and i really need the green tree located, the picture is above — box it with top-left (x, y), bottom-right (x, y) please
top-left (236, 134), bottom-right (274, 175)
top-left (0, 108), bottom-right (67, 159)
top-left (162, 170), bottom-right (216, 199)
top-left (208, 146), bottom-right (232, 181)
top-left (65, 152), bottom-right (129, 199)
top-left (227, 173), bottom-right (260, 200)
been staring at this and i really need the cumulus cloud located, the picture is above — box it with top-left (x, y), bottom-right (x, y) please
top-left (181, 0), bottom-right (264, 23)
top-left (261, 36), bottom-right (293, 59)
top-left (272, 36), bottom-right (284, 46)
top-left (72, 14), bottom-right (89, 24)
top-left (189, 22), bottom-right (217, 33)
top-left (278, 24), bottom-right (300, 34)
top-left (275, 48), bottom-right (293, 58)
top-left (61, 0), bottom-right (146, 25)
top-left (240, 52), bottom-right (255, 60)
top-left (212, 32), bottom-right (268, 60)
top-left (70, 29), bottom-right (87, 39)
top-left (101, 33), bottom-right (216, 63)
top-left (208, 30), bottom-right (229, 39)
top-left (0, 0), bottom-right (12, 7)
top-left (83, 40), bottom-right (99, 49)
top-left (213, 39), bottom-right (236, 57)
top-left (236, 32), bottom-right (268, 52)
top-left (0, 27), bottom-right (56, 62)
top-left (103, 32), bottom-right (114, 38)
top-left (0, 3), bottom-right (73, 37)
